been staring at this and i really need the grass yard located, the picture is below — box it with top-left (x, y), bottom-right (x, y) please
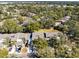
top-left (35, 28), bottom-right (58, 32)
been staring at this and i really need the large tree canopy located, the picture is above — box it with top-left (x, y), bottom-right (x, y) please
top-left (24, 22), bottom-right (41, 32)
top-left (1, 19), bottom-right (23, 33)
top-left (33, 37), bottom-right (48, 49)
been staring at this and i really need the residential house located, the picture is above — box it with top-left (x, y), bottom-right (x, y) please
top-left (54, 16), bottom-right (71, 26)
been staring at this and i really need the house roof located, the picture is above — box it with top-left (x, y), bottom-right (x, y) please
top-left (57, 16), bottom-right (70, 21)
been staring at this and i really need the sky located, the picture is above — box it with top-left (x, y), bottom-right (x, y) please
top-left (0, 0), bottom-right (79, 1)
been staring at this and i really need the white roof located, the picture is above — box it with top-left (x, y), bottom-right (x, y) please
top-left (55, 22), bottom-right (61, 26)
top-left (0, 40), bottom-right (3, 43)
top-left (17, 39), bottom-right (22, 42)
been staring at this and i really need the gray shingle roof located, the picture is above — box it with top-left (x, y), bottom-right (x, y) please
top-left (0, 31), bottom-right (60, 41)
top-left (45, 32), bottom-right (59, 38)
top-left (32, 32), bottom-right (44, 40)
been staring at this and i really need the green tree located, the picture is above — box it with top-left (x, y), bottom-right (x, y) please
top-left (65, 20), bottom-right (79, 39)
top-left (40, 19), bottom-right (54, 29)
top-left (48, 32), bottom-right (67, 48)
top-left (24, 22), bottom-right (40, 32)
top-left (33, 37), bottom-right (48, 49)
top-left (3, 37), bottom-right (12, 47)
top-left (33, 38), bottom-right (55, 58)
top-left (2, 19), bottom-right (23, 33)
top-left (17, 16), bottom-right (25, 24)
top-left (56, 44), bottom-right (79, 58)
top-left (36, 47), bottom-right (55, 58)
top-left (56, 45), bottom-right (72, 58)
top-left (72, 46), bottom-right (79, 58)
top-left (0, 48), bottom-right (8, 58)
top-left (32, 15), bottom-right (39, 20)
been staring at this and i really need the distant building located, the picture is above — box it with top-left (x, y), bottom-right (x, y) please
top-left (54, 16), bottom-right (71, 26)
top-left (27, 12), bottom-right (36, 17)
